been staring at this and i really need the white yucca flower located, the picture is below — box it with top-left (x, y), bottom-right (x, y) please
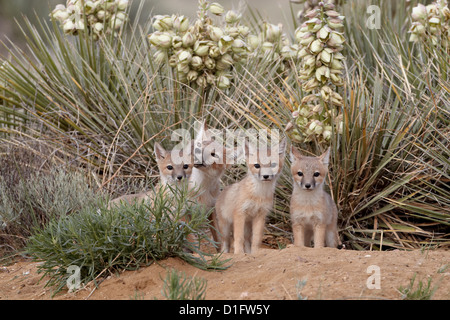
top-left (51, 0), bottom-right (129, 40)
top-left (147, 0), bottom-right (251, 91)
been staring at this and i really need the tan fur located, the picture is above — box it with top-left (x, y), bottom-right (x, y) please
top-left (289, 147), bottom-right (340, 248)
top-left (216, 139), bottom-right (287, 254)
top-left (109, 142), bottom-right (193, 207)
top-left (189, 121), bottom-right (234, 243)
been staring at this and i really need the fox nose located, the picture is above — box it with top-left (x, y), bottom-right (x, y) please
top-left (305, 183), bottom-right (311, 189)
top-left (177, 175), bottom-right (183, 181)
top-left (263, 175), bottom-right (270, 180)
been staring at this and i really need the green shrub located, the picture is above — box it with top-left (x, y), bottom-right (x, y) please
top-left (26, 184), bottom-right (228, 296)
top-left (0, 145), bottom-right (99, 254)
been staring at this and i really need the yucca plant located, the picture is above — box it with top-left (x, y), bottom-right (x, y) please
top-left (1, 0), bottom-right (448, 251)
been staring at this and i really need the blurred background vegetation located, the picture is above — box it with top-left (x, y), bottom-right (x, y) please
top-left (0, 0), bottom-right (293, 56)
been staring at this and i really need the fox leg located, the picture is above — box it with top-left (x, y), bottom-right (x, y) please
top-left (313, 224), bottom-right (326, 248)
top-left (250, 215), bottom-right (265, 254)
top-left (233, 212), bottom-right (246, 254)
top-left (292, 224), bottom-right (306, 247)
top-left (325, 223), bottom-right (339, 248)
top-left (220, 220), bottom-right (232, 253)
top-left (244, 220), bottom-right (252, 253)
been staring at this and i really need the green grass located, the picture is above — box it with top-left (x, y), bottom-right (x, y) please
top-left (161, 269), bottom-right (208, 300)
top-left (398, 273), bottom-right (439, 300)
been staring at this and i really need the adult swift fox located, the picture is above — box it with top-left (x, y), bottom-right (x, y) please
top-left (216, 138), bottom-right (287, 254)
top-left (289, 147), bottom-right (340, 248)
top-left (109, 142), bottom-right (193, 207)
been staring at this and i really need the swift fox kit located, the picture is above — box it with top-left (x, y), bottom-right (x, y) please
top-left (289, 147), bottom-right (339, 248)
top-left (109, 142), bottom-right (193, 206)
top-left (189, 121), bottom-right (235, 243)
top-left (216, 138), bottom-right (287, 254)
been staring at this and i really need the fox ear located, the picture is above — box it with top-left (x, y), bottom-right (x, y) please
top-left (278, 138), bottom-right (287, 155)
top-left (194, 120), bottom-right (211, 145)
top-left (320, 147), bottom-right (331, 166)
top-left (154, 142), bottom-right (167, 162)
top-left (290, 146), bottom-right (302, 162)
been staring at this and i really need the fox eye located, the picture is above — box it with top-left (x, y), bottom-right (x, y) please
top-left (254, 164), bottom-right (261, 169)
top-left (183, 164), bottom-right (189, 169)
top-left (211, 152), bottom-right (216, 157)
top-left (314, 172), bottom-right (320, 177)
top-left (167, 165), bottom-right (173, 170)
top-left (298, 171), bottom-right (303, 177)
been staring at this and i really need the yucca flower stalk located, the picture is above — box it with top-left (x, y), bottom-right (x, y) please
top-left (249, 22), bottom-right (299, 74)
top-left (291, 1), bottom-right (345, 144)
top-left (291, 0), bottom-right (341, 23)
top-left (51, 0), bottom-right (129, 40)
top-left (148, 0), bottom-right (251, 91)
top-left (409, 0), bottom-right (450, 46)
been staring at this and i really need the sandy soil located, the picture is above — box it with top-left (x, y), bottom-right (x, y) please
top-left (1, 246), bottom-right (449, 300)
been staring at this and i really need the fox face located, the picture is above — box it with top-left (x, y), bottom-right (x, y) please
top-left (290, 147), bottom-right (330, 191)
top-left (246, 139), bottom-right (287, 182)
top-left (154, 142), bottom-right (193, 184)
top-left (193, 121), bottom-right (234, 171)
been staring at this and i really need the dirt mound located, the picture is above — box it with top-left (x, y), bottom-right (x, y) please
top-left (1, 246), bottom-right (449, 300)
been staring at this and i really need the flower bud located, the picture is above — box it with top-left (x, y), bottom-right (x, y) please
top-left (194, 42), bottom-right (210, 56)
top-left (327, 32), bottom-right (345, 47)
top-left (196, 75), bottom-right (208, 87)
top-left (149, 32), bottom-right (172, 48)
top-left (182, 32), bottom-right (196, 47)
top-left (63, 20), bottom-right (75, 33)
top-left (117, 0), bottom-right (129, 11)
top-left (191, 56), bottom-right (203, 69)
top-left (153, 15), bottom-right (173, 31)
top-left (264, 23), bottom-right (282, 42)
top-left (97, 10), bottom-right (106, 20)
top-left (173, 15), bottom-right (190, 33)
top-left (411, 4), bottom-right (427, 21)
top-left (177, 62), bottom-right (190, 74)
top-left (204, 56), bottom-right (216, 69)
top-left (209, 3), bottom-right (225, 16)
top-left (172, 35), bottom-right (183, 48)
top-left (209, 27), bottom-right (224, 42)
top-left (94, 22), bottom-right (104, 33)
top-left (310, 39), bottom-right (324, 54)
top-left (323, 128), bottom-right (332, 140)
top-left (225, 10), bottom-right (241, 24)
top-left (316, 65), bottom-right (331, 82)
top-left (217, 75), bottom-right (231, 89)
top-left (219, 35), bottom-right (233, 54)
top-left (187, 70), bottom-right (198, 82)
top-left (318, 25), bottom-right (332, 41)
top-left (238, 26), bottom-right (250, 37)
top-left (178, 50), bottom-right (192, 63)
top-left (51, 5), bottom-right (69, 22)
top-left (153, 49), bottom-right (166, 64)
top-left (300, 33), bottom-right (315, 46)
top-left (247, 35), bottom-right (261, 51)
top-left (209, 46), bottom-right (221, 58)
